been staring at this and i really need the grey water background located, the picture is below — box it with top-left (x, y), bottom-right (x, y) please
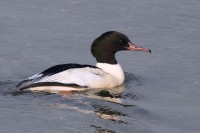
top-left (0, 0), bottom-right (200, 132)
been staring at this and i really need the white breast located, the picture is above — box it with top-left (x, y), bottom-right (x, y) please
top-left (96, 63), bottom-right (125, 87)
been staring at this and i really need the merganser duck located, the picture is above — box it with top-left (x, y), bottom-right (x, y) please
top-left (16, 31), bottom-right (151, 92)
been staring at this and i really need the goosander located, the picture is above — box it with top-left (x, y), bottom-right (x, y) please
top-left (16, 31), bottom-right (151, 92)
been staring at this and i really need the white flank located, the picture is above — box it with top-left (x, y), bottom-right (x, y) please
top-left (30, 63), bottom-right (125, 90)
top-left (34, 67), bottom-right (114, 88)
top-left (23, 64), bottom-right (125, 92)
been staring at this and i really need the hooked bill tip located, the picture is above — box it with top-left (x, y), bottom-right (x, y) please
top-left (148, 49), bottom-right (152, 53)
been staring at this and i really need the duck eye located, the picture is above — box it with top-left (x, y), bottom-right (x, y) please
top-left (119, 40), bottom-right (124, 45)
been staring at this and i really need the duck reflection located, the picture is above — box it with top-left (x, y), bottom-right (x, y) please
top-left (90, 125), bottom-right (116, 133)
top-left (81, 84), bottom-right (125, 105)
top-left (45, 84), bottom-right (133, 123)
top-left (92, 103), bottom-right (127, 123)
top-left (76, 84), bottom-right (132, 123)
top-left (10, 73), bottom-right (144, 133)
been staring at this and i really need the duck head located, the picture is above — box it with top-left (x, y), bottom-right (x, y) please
top-left (91, 31), bottom-right (151, 64)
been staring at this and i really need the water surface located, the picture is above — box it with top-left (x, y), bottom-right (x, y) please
top-left (0, 0), bottom-right (200, 133)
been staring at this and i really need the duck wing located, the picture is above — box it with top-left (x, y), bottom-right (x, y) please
top-left (16, 63), bottom-right (105, 90)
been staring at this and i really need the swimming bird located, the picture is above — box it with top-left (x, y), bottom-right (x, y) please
top-left (16, 31), bottom-right (151, 92)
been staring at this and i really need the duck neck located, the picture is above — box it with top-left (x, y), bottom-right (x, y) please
top-left (95, 52), bottom-right (117, 64)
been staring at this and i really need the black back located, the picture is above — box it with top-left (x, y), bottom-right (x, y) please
top-left (40, 63), bottom-right (97, 76)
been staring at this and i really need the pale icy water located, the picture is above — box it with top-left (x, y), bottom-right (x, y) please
top-left (0, 0), bottom-right (200, 133)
